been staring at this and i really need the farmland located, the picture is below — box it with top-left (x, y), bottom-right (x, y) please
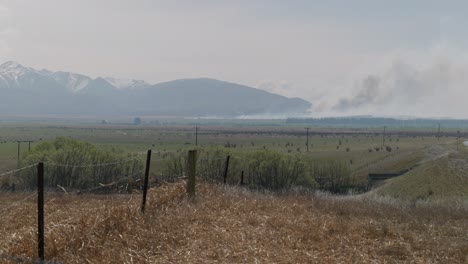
top-left (0, 121), bottom-right (467, 263)
top-left (0, 122), bottom-right (457, 182)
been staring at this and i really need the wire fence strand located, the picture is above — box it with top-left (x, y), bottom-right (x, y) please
top-left (73, 170), bottom-right (144, 194)
top-left (0, 164), bottom-right (37, 177)
top-left (47, 157), bottom-right (142, 168)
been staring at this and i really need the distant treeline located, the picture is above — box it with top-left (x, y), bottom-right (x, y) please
top-left (287, 117), bottom-right (468, 129)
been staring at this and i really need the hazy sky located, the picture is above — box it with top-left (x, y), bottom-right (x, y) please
top-left (1, 0), bottom-right (468, 118)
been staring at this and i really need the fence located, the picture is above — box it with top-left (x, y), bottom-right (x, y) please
top-left (0, 150), bottom-right (152, 263)
top-left (0, 149), bottom-right (236, 263)
top-left (2, 147), bottom-right (367, 262)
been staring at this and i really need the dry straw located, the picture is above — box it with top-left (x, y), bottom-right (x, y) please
top-left (1, 182), bottom-right (467, 263)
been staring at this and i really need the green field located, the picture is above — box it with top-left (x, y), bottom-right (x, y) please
top-left (1, 121), bottom-right (464, 193)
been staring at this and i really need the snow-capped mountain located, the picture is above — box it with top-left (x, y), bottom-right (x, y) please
top-left (0, 61), bottom-right (312, 117)
top-left (0, 61), bottom-right (151, 92)
top-left (0, 61), bottom-right (32, 78)
top-left (51, 71), bottom-right (92, 92)
top-left (104, 77), bottom-right (150, 90)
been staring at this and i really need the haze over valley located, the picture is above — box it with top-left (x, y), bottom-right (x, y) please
top-left (3, 1), bottom-right (468, 119)
top-left (1, 2), bottom-right (468, 263)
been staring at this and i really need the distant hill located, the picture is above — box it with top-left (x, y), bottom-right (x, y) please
top-left (0, 61), bottom-right (311, 117)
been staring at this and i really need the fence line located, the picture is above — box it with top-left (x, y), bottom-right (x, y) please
top-left (76, 171), bottom-right (143, 194)
top-left (0, 150), bottom-right (229, 262)
top-left (198, 157), bottom-right (226, 162)
top-left (47, 157), bottom-right (141, 168)
top-left (148, 157), bottom-right (171, 162)
top-left (0, 164), bottom-right (37, 177)
top-left (41, 171), bottom-right (144, 225)
top-left (39, 169), bottom-right (144, 195)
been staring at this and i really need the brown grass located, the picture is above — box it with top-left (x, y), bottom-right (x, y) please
top-left (1, 183), bottom-right (467, 263)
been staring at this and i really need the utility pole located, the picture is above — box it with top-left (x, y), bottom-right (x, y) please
top-left (17, 141), bottom-right (21, 165)
top-left (382, 126), bottom-right (386, 148)
top-left (16, 140), bottom-right (34, 165)
top-left (305, 127), bottom-right (310, 152)
top-left (195, 126), bottom-right (198, 146)
top-left (437, 123), bottom-right (441, 141)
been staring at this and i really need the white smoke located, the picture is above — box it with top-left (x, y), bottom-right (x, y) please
top-left (328, 45), bottom-right (468, 118)
top-left (256, 80), bottom-right (297, 98)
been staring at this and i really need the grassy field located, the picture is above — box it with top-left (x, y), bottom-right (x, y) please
top-left (0, 123), bottom-right (456, 184)
top-left (1, 122), bottom-right (467, 263)
top-left (0, 183), bottom-right (467, 263)
top-left (376, 150), bottom-right (468, 201)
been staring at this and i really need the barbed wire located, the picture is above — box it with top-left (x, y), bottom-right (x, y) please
top-left (148, 157), bottom-right (172, 162)
top-left (68, 170), bottom-right (144, 194)
top-left (47, 157), bottom-right (142, 168)
top-left (198, 157), bottom-right (228, 162)
top-left (40, 172), bottom-right (142, 222)
top-left (0, 164), bottom-right (37, 177)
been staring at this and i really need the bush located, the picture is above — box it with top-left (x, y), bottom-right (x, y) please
top-left (244, 150), bottom-right (311, 191)
top-left (309, 160), bottom-right (352, 193)
top-left (159, 147), bottom-right (242, 185)
top-left (159, 147), bottom-right (357, 193)
top-left (18, 137), bottom-right (144, 190)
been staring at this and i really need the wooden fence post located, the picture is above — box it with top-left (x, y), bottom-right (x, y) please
top-left (240, 170), bottom-right (244, 185)
top-left (37, 162), bottom-right (44, 262)
top-left (141, 149), bottom-right (152, 213)
top-left (187, 150), bottom-right (197, 197)
top-left (223, 155), bottom-right (230, 185)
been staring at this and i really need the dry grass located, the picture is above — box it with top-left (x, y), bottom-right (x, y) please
top-left (1, 183), bottom-right (467, 263)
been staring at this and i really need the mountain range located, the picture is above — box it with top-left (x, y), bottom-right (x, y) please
top-left (0, 61), bottom-right (311, 117)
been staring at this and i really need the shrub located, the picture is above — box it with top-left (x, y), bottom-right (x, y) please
top-left (244, 150), bottom-right (311, 191)
top-left (309, 160), bottom-right (352, 193)
top-left (159, 147), bottom-right (242, 185)
top-left (160, 148), bottom-right (358, 193)
top-left (18, 137), bottom-right (144, 190)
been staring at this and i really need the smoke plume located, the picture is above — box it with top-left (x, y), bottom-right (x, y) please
top-left (330, 51), bottom-right (468, 118)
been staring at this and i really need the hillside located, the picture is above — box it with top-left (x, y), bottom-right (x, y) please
top-left (0, 61), bottom-right (311, 117)
top-left (128, 78), bottom-right (311, 117)
top-left (1, 183), bottom-right (466, 263)
top-left (376, 153), bottom-right (468, 201)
